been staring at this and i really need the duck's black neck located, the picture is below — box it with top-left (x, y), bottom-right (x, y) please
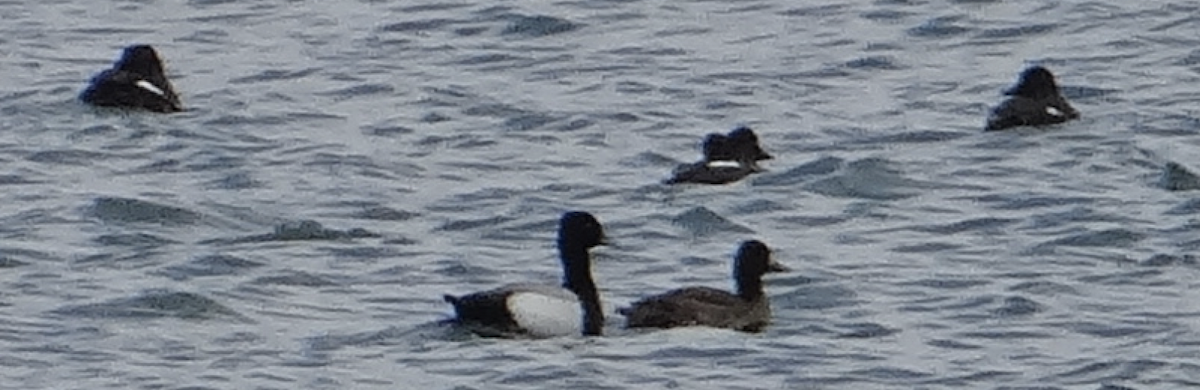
top-left (559, 241), bottom-right (603, 336)
top-left (735, 270), bottom-right (765, 301)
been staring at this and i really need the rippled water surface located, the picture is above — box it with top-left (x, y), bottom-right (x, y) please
top-left (3, 0), bottom-right (1200, 389)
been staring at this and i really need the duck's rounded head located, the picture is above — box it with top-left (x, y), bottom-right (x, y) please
top-left (700, 133), bottom-right (731, 160)
top-left (727, 126), bottom-right (759, 144)
top-left (116, 45), bottom-right (166, 78)
top-left (1005, 66), bottom-right (1060, 99)
top-left (734, 240), bottom-right (773, 279)
top-left (727, 126), bottom-right (773, 162)
top-left (559, 211), bottom-right (606, 248)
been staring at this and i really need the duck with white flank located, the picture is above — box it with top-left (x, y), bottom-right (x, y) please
top-left (985, 66), bottom-right (1078, 131)
top-left (665, 126), bottom-right (774, 185)
top-left (80, 45), bottom-right (183, 113)
top-left (444, 211), bottom-right (607, 338)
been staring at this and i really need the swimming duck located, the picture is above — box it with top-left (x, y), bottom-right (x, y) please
top-left (619, 240), bottom-right (784, 332)
top-left (443, 211), bottom-right (607, 338)
top-left (985, 66), bottom-right (1078, 131)
top-left (665, 126), bottom-right (773, 185)
top-left (80, 45), bottom-right (183, 113)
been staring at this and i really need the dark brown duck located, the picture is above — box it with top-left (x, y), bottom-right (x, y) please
top-left (619, 240), bottom-right (785, 332)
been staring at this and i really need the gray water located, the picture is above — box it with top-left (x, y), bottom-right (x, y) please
top-left (2, 0), bottom-right (1200, 389)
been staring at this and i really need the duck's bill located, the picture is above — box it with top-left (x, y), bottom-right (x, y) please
top-left (767, 260), bottom-right (789, 273)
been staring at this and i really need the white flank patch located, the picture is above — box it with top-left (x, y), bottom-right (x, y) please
top-left (507, 291), bottom-right (581, 338)
top-left (1045, 106), bottom-right (1064, 117)
top-left (706, 160), bottom-right (741, 169)
top-left (135, 80), bottom-right (166, 97)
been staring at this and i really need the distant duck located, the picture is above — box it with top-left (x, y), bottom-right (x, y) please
top-left (618, 240), bottom-right (786, 332)
top-left (443, 211), bottom-right (607, 338)
top-left (665, 126), bottom-right (774, 185)
top-left (985, 66), bottom-right (1078, 131)
top-left (80, 45), bottom-right (183, 113)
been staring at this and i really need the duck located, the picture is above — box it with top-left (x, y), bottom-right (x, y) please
top-left (80, 45), bottom-right (183, 113)
top-left (664, 126), bottom-right (774, 185)
top-left (443, 211), bottom-right (607, 338)
top-left (985, 66), bottom-right (1078, 131)
top-left (618, 240), bottom-right (785, 332)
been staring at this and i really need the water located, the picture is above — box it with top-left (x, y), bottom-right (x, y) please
top-left (2, 0), bottom-right (1200, 389)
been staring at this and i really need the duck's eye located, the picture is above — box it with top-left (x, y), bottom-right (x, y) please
top-left (1045, 106), bottom-right (1064, 117)
top-left (135, 80), bottom-right (166, 97)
